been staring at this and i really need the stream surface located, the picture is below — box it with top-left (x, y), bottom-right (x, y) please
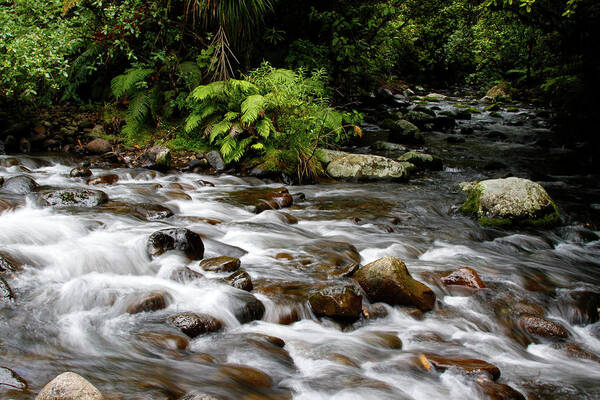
top-left (1, 96), bottom-right (600, 399)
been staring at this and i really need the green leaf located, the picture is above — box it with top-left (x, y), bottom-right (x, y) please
top-left (255, 118), bottom-right (272, 138)
top-left (240, 94), bottom-right (264, 125)
top-left (189, 81), bottom-right (226, 102)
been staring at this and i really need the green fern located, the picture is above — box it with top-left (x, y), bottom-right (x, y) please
top-left (111, 68), bottom-right (153, 99)
top-left (208, 120), bottom-right (233, 143)
top-left (189, 81), bottom-right (226, 102)
top-left (240, 94), bottom-right (264, 125)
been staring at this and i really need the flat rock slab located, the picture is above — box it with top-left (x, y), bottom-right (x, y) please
top-left (327, 153), bottom-right (415, 181)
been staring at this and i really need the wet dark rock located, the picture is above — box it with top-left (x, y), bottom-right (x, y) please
top-left (550, 343), bottom-right (600, 362)
top-left (519, 314), bottom-right (569, 340)
top-left (226, 270), bottom-right (253, 291)
top-left (199, 256), bottom-right (240, 273)
top-left (254, 189), bottom-right (294, 214)
top-left (309, 285), bottom-right (363, 321)
top-left (362, 331), bottom-right (403, 349)
top-left (0, 366), bottom-right (27, 392)
top-left (564, 290), bottom-right (600, 325)
top-left (0, 253), bottom-right (19, 274)
top-left (0, 141), bottom-right (5, 155)
top-left (302, 240), bottom-right (361, 268)
top-left (136, 145), bottom-right (171, 170)
top-left (441, 267), bottom-right (486, 289)
top-left (87, 174), bottom-right (119, 186)
top-left (405, 110), bottom-right (435, 130)
top-left (1, 175), bottom-right (38, 194)
top-left (483, 161), bottom-right (508, 171)
top-left (86, 138), bottom-right (111, 154)
top-left (218, 364), bottom-right (272, 389)
top-left (232, 291), bottom-right (265, 323)
top-left (279, 212), bottom-right (298, 224)
top-left (35, 371), bottom-right (103, 400)
top-left (420, 353), bottom-right (501, 380)
top-left (353, 257), bottom-right (436, 312)
top-left (0, 176), bottom-right (3, 187)
top-left (361, 303), bottom-right (389, 320)
top-left (19, 138), bottom-right (31, 153)
top-left (147, 228), bottom-right (205, 260)
top-left (170, 267), bottom-right (204, 283)
top-left (433, 115), bottom-right (455, 131)
top-left (137, 332), bottom-right (190, 351)
top-left (127, 292), bottom-right (169, 314)
top-left (167, 312), bottom-right (222, 338)
top-left (0, 277), bottom-right (14, 303)
top-left (386, 119), bottom-right (425, 145)
top-left (133, 204), bottom-right (174, 221)
top-left (69, 167), bottom-right (92, 178)
top-left (37, 189), bottom-right (109, 208)
top-left (205, 150), bottom-right (225, 171)
top-left (446, 135), bottom-right (466, 143)
top-left (475, 376), bottom-right (525, 400)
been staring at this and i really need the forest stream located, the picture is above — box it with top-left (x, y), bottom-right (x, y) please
top-left (1, 95), bottom-right (599, 400)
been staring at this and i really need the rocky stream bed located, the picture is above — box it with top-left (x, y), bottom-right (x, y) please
top-left (1, 90), bottom-right (600, 399)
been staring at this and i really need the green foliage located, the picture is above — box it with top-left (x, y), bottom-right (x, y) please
top-left (184, 62), bottom-right (361, 179)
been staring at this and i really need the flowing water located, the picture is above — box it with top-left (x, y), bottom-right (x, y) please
top-left (1, 97), bottom-right (599, 399)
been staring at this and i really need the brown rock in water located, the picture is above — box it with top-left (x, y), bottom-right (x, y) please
top-left (35, 372), bottom-right (103, 400)
top-left (0, 199), bottom-right (15, 214)
top-left (519, 314), bottom-right (569, 340)
top-left (132, 204), bottom-right (174, 221)
top-left (232, 292), bottom-right (265, 324)
top-left (442, 267), bottom-right (486, 289)
top-left (362, 331), bottom-right (403, 349)
top-left (276, 253), bottom-right (294, 260)
top-left (0, 277), bottom-right (15, 302)
top-left (87, 174), bottom-right (119, 186)
top-left (167, 312), bottom-right (223, 338)
top-left (308, 285), bottom-right (363, 322)
top-left (86, 138), bottom-right (111, 154)
top-left (0, 366), bottom-right (27, 392)
top-left (279, 212), bottom-right (298, 224)
top-left (199, 256), bottom-right (240, 273)
top-left (226, 270), bottom-right (253, 291)
top-left (361, 303), bottom-right (389, 320)
top-left (352, 257), bottom-right (436, 311)
top-left (218, 364), bottom-right (272, 389)
top-left (147, 228), bottom-right (205, 260)
top-left (564, 290), bottom-right (600, 325)
top-left (475, 376), bottom-right (525, 400)
top-left (137, 332), bottom-right (189, 351)
top-left (550, 342), bottom-right (600, 362)
top-left (127, 292), bottom-right (169, 314)
top-left (170, 267), bottom-right (204, 283)
top-left (419, 353), bottom-right (501, 380)
top-left (69, 167), bottom-right (92, 178)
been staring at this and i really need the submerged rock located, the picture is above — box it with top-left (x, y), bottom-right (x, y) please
top-left (35, 372), bottom-right (103, 400)
top-left (327, 154), bottom-right (415, 181)
top-left (441, 267), bottom-right (486, 289)
top-left (136, 332), bottom-right (189, 351)
top-left (170, 267), bottom-right (204, 283)
top-left (0, 277), bottom-right (14, 303)
top-left (519, 314), bottom-right (569, 340)
top-left (218, 364), bottom-right (272, 389)
top-left (37, 189), bottom-right (108, 208)
top-left (0, 367), bottom-right (27, 392)
top-left (226, 270), bottom-right (253, 291)
top-left (69, 167), bottom-right (92, 178)
top-left (309, 285), bottom-right (363, 322)
top-left (147, 228), bottom-right (204, 260)
top-left (460, 177), bottom-right (560, 227)
top-left (352, 257), bottom-right (436, 311)
top-left (475, 376), bottom-right (525, 400)
top-left (199, 256), bottom-right (240, 273)
top-left (419, 353), bottom-right (501, 380)
top-left (1, 175), bottom-right (38, 194)
top-left (87, 174), bottom-right (118, 186)
top-left (126, 292), bottom-right (169, 314)
top-left (167, 312), bottom-right (222, 338)
top-left (232, 291), bottom-right (265, 323)
top-left (397, 151), bottom-right (443, 171)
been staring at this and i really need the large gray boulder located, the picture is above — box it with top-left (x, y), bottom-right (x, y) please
top-left (35, 372), bottom-right (103, 400)
top-left (136, 145), bottom-right (171, 171)
top-left (315, 149), bottom-right (350, 166)
top-left (460, 177), bottom-right (560, 227)
top-left (326, 154), bottom-right (415, 181)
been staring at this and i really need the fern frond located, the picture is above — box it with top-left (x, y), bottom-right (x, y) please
top-left (255, 118), bottom-right (272, 138)
top-left (111, 68), bottom-right (153, 99)
top-left (62, 0), bottom-right (81, 15)
top-left (251, 143), bottom-right (265, 151)
top-left (240, 94), bottom-right (264, 125)
top-left (189, 81), bottom-right (226, 103)
top-left (185, 104), bottom-right (218, 132)
top-left (209, 120), bottom-right (232, 143)
top-left (226, 79), bottom-right (260, 96)
top-left (267, 69), bottom-right (296, 84)
top-left (126, 92), bottom-right (151, 128)
top-left (223, 111), bottom-right (240, 121)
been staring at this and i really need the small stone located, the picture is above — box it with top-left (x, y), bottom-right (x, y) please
top-left (147, 228), bottom-right (205, 260)
top-left (136, 332), bottom-right (189, 351)
top-left (199, 256), bottom-right (240, 273)
top-left (519, 314), bottom-right (569, 340)
top-left (419, 354), bottom-right (501, 380)
top-left (87, 174), bottom-right (119, 186)
top-left (126, 292), bottom-right (169, 314)
top-left (442, 267), bottom-right (486, 289)
top-left (205, 150), bottom-right (225, 171)
top-left (169, 267), bottom-right (204, 283)
top-left (35, 372), bottom-right (103, 400)
top-left (226, 270), bottom-right (253, 291)
top-left (362, 331), bottom-right (403, 349)
top-left (167, 312), bottom-right (223, 338)
top-left (309, 285), bottom-right (363, 322)
top-left (69, 167), bottom-right (92, 178)
top-left (218, 364), bottom-right (272, 389)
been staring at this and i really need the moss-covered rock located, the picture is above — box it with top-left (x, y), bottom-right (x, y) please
top-left (326, 154), bottom-right (415, 181)
top-left (315, 148), bottom-right (350, 166)
top-left (387, 119), bottom-right (425, 144)
top-left (460, 177), bottom-right (560, 227)
top-left (397, 151), bottom-right (443, 171)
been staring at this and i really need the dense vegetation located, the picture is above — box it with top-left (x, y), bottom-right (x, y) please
top-left (1, 0), bottom-right (598, 173)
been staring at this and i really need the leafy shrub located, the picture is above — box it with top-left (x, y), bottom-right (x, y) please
top-left (184, 62), bottom-right (361, 180)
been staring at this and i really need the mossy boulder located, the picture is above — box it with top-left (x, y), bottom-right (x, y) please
top-left (397, 151), bottom-right (443, 171)
top-left (315, 149), bottom-right (350, 166)
top-left (387, 119), bottom-right (425, 144)
top-left (327, 154), bottom-right (415, 181)
top-left (37, 189), bottom-right (109, 208)
top-left (352, 256), bottom-right (436, 311)
top-left (460, 177), bottom-right (560, 227)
